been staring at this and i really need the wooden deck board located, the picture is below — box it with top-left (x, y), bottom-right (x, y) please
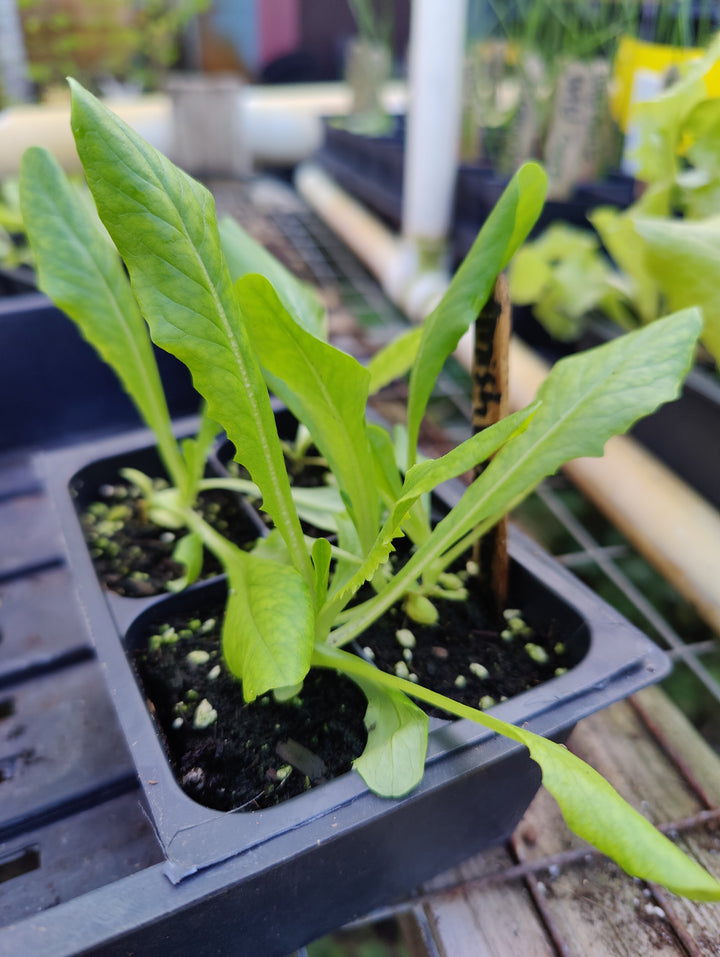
top-left (421, 847), bottom-right (556, 957)
top-left (406, 688), bottom-right (720, 957)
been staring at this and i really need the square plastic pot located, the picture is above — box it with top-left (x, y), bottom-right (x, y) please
top-left (315, 118), bottom-right (406, 229)
top-left (34, 423), bottom-right (670, 955)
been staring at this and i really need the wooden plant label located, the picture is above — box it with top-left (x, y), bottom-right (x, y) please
top-left (544, 59), bottom-right (612, 200)
top-left (472, 273), bottom-right (511, 609)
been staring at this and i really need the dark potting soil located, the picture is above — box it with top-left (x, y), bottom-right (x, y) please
top-left (356, 578), bottom-right (575, 719)
top-left (79, 478), bottom-right (261, 597)
top-left (133, 574), bottom-right (574, 812)
top-left (133, 606), bottom-right (368, 812)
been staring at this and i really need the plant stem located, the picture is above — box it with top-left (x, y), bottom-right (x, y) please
top-left (312, 643), bottom-right (525, 746)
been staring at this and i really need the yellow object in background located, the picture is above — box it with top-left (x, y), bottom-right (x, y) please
top-left (611, 36), bottom-right (720, 131)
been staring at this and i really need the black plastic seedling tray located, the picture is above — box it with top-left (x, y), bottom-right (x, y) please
top-left (0, 419), bottom-right (670, 956)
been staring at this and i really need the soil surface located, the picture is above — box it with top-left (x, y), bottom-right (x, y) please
top-left (356, 575), bottom-right (574, 719)
top-left (78, 477), bottom-right (261, 597)
top-left (133, 572), bottom-right (575, 812)
top-left (133, 601), bottom-right (368, 811)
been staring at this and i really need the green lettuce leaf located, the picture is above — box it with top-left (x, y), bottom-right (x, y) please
top-left (19, 146), bottom-right (185, 486)
top-left (223, 549), bottom-right (315, 701)
top-left (350, 673), bottom-right (429, 798)
top-left (632, 215), bottom-right (720, 364)
top-left (367, 324), bottom-right (425, 394)
top-left (68, 79), bottom-right (311, 583)
top-left (406, 162), bottom-right (547, 466)
top-left (238, 272), bottom-right (379, 550)
top-left (219, 215), bottom-right (326, 339)
top-left (314, 645), bottom-right (720, 901)
top-left (332, 309), bottom-right (702, 644)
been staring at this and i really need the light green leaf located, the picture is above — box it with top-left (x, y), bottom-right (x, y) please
top-left (219, 215), bottom-right (326, 339)
top-left (223, 550), bottom-right (314, 700)
top-left (509, 224), bottom-right (617, 341)
top-left (406, 162), bottom-right (547, 466)
top-left (311, 537), bottom-right (332, 609)
top-left (632, 215), bottom-right (720, 364)
top-left (431, 308), bottom-right (703, 560)
top-left (517, 731), bottom-right (720, 900)
top-left (367, 423), bottom-right (404, 503)
top-left (250, 528), bottom-right (293, 564)
top-left (18, 146), bottom-right (185, 487)
top-left (677, 98), bottom-right (720, 214)
top-left (325, 404), bottom-right (538, 642)
top-left (590, 206), bottom-right (660, 324)
top-left (683, 98), bottom-right (720, 180)
top-left (0, 177), bottom-right (24, 232)
top-left (630, 33), bottom-right (720, 198)
top-left (314, 644), bottom-right (720, 900)
top-left (507, 243), bottom-right (553, 304)
top-left (367, 324), bottom-right (425, 394)
top-left (238, 272), bottom-right (379, 550)
top-left (167, 532), bottom-right (204, 592)
top-left (289, 485), bottom-right (346, 533)
top-left (351, 676), bottom-right (429, 798)
top-left (393, 404), bottom-right (539, 531)
top-left (179, 406), bottom-right (219, 503)
top-left (314, 647), bottom-right (429, 798)
top-left (68, 80), bottom-right (311, 583)
top-left (367, 422), bottom-right (431, 547)
top-left (333, 310), bottom-right (703, 645)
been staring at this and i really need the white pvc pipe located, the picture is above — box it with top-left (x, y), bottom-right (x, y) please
top-left (401, 0), bottom-right (468, 245)
top-left (0, 80), bottom-right (408, 177)
top-left (0, 94), bottom-right (172, 175)
top-left (0, 0), bottom-right (31, 102)
top-left (295, 161), bottom-right (448, 322)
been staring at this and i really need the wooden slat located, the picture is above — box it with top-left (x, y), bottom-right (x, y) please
top-left (632, 684), bottom-right (720, 808)
top-left (421, 846), bottom-right (556, 957)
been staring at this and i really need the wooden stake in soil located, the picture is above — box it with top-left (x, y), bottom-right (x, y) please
top-left (471, 273), bottom-right (511, 610)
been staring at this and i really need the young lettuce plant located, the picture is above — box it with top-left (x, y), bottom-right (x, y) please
top-left (20, 79), bottom-right (720, 902)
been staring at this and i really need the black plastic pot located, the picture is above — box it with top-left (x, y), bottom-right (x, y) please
top-left (22, 421), bottom-right (670, 956)
top-left (316, 117), bottom-right (405, 229)
top-left (452, 165), bottom-right (636, 264)
top-left (0, 294), bottom-right (200, 452)
top-left (314, 120), bottom-right (636, 265)
top-left (631, 363), bottom-right (720, 510)
top-left (0, 264), bottom-right (36, 298)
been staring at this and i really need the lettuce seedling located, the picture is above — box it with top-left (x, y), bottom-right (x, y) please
top-left (19, 79), bottom-right (720, 901)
